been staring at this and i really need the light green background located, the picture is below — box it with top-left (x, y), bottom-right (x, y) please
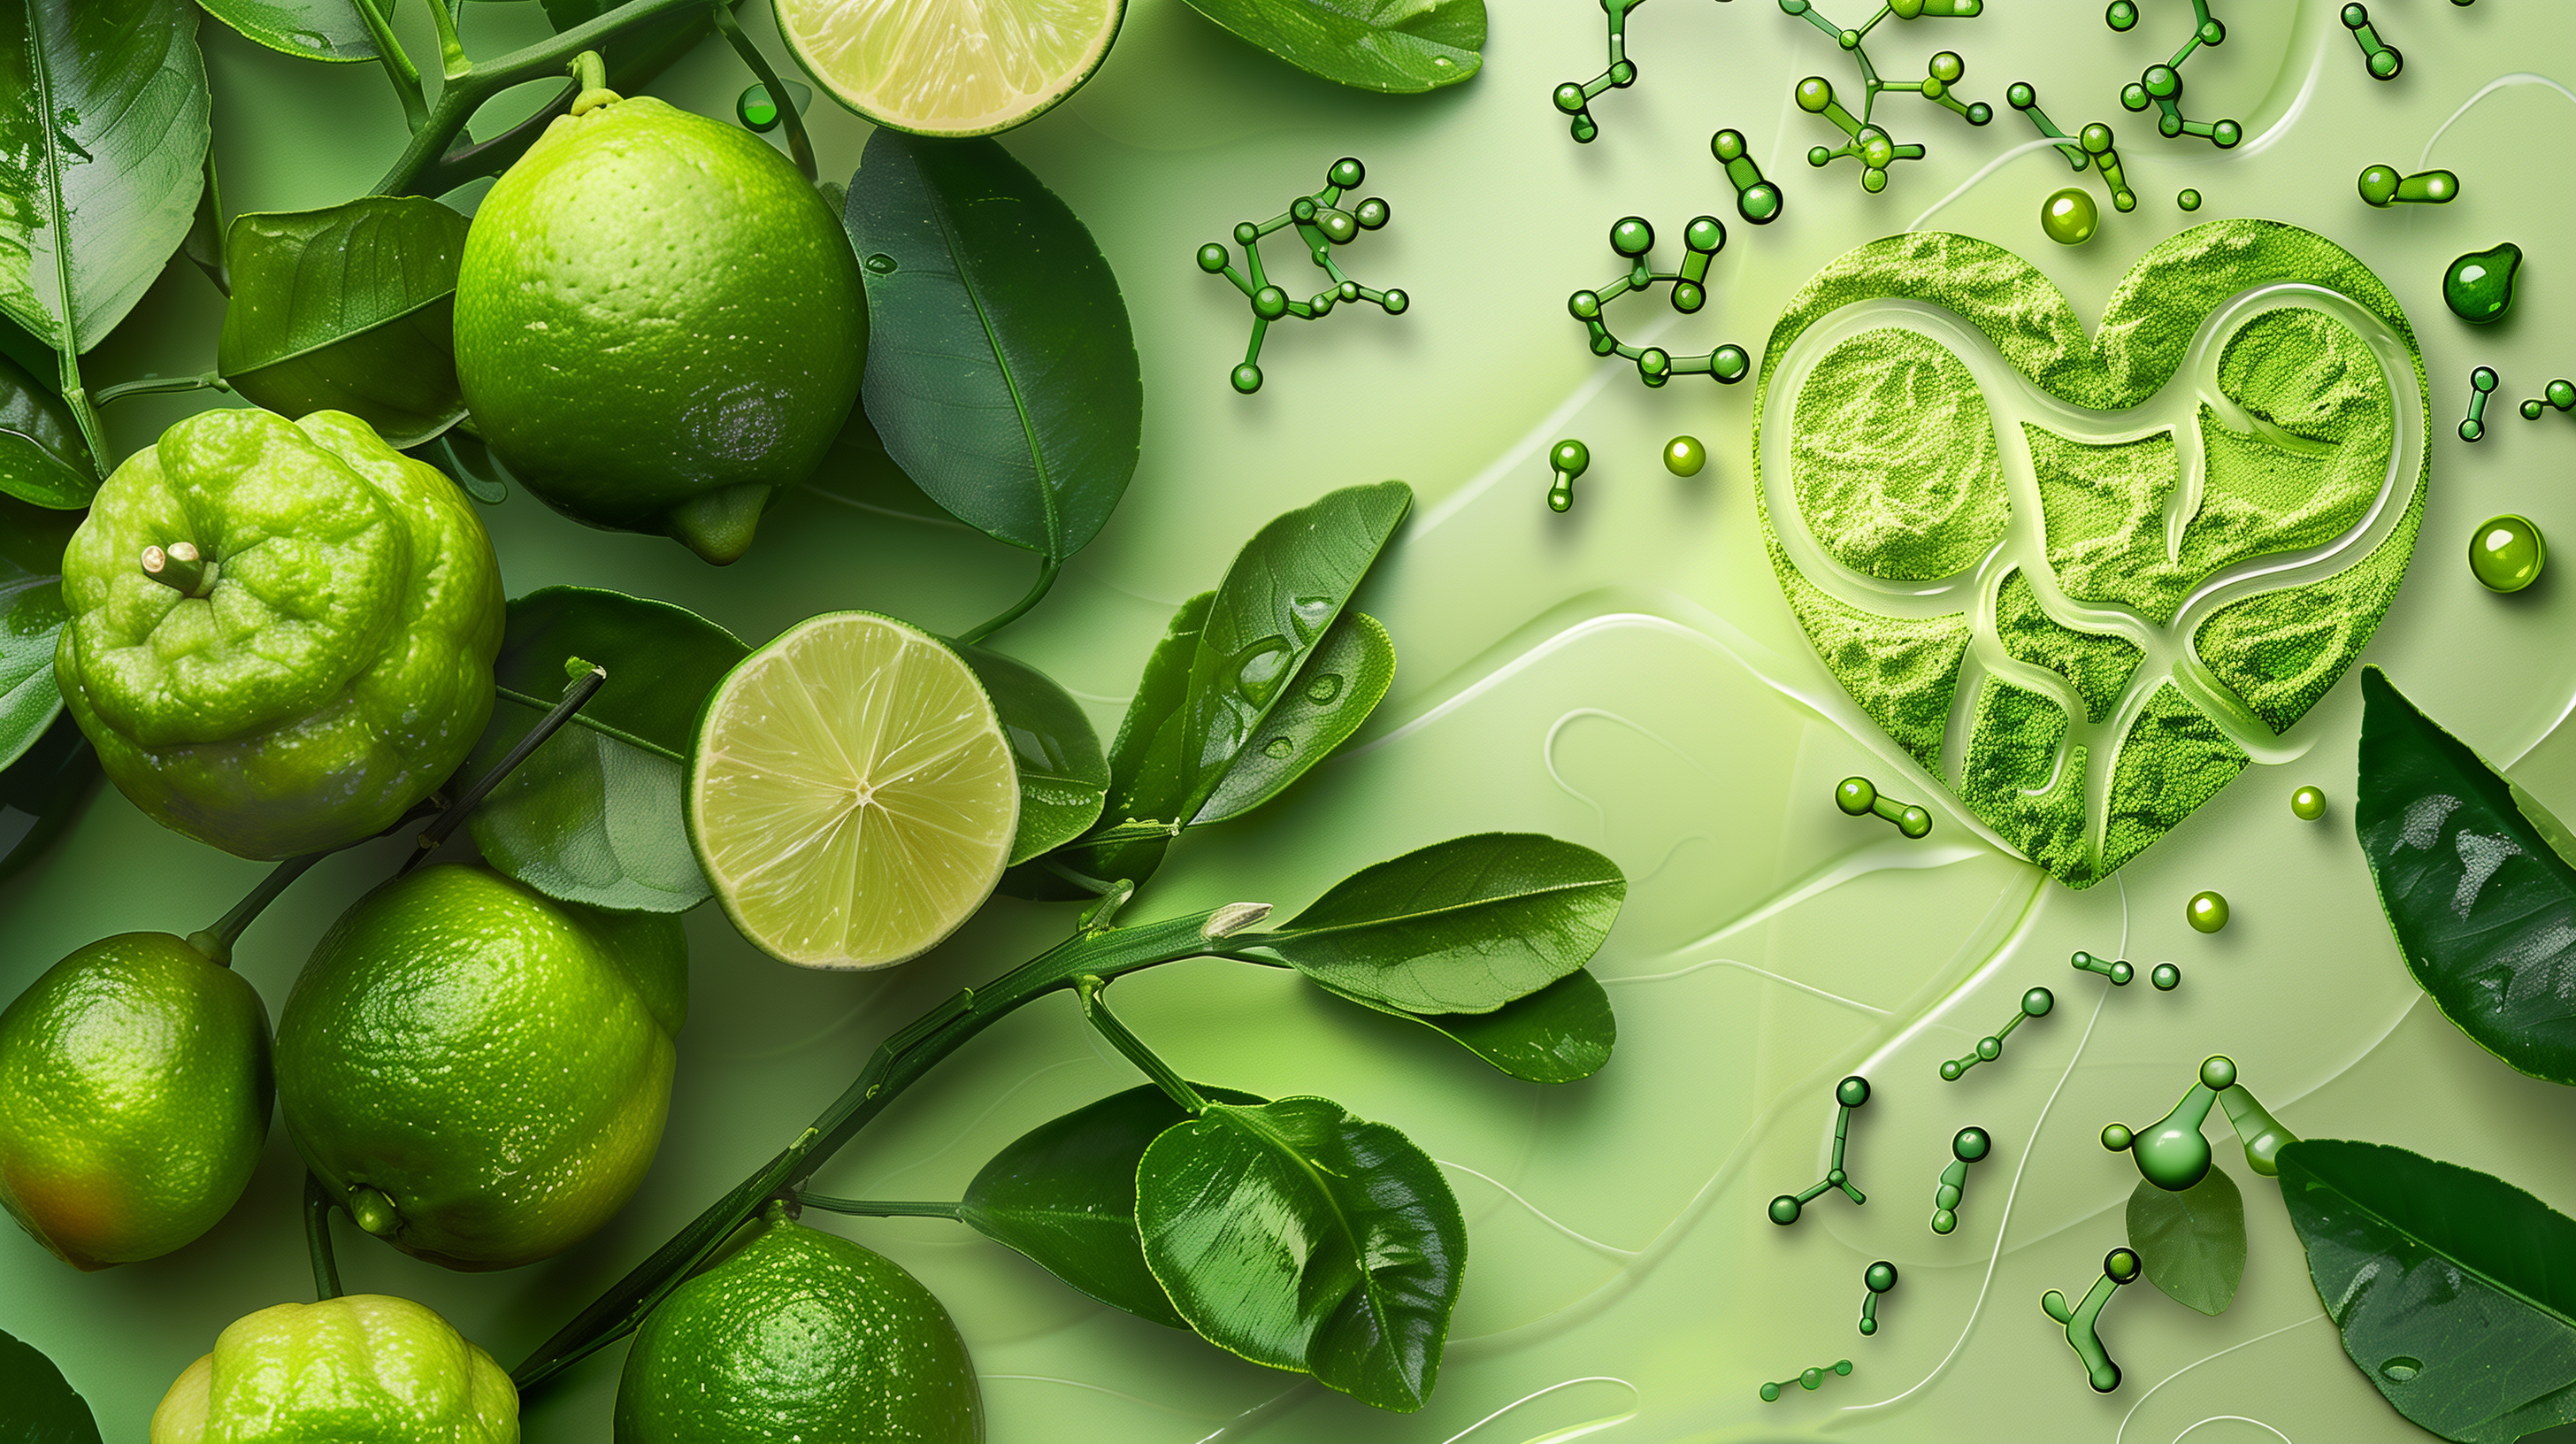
top-left (7, 1), bottom-right (2576, 1440)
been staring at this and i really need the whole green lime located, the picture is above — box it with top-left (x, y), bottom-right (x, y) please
top-left (616, 1212), bottom-right (982, 1441)
top-left (0, 933), bottom-right (271, 1270)
top-left (151, 1294), bottom-right (517, 1443)
top-left (454, 90), bottom-right (866, 565)
top-left (275, 864), bottom-right (686, 1270)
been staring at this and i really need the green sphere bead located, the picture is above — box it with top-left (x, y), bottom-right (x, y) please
top-left (1551, 440), bottom-right (1591, 477)
top-left (2471, 514), bottom-right (2546, 593)
top-left (2151, 963), bottom-right (2181, 991)
top-left (1760, 1382), bottom-right (1784, 1402)
top-left (1940, 1059), bottom-right (1965, 1081)
top-left (1897, 806), bottom-right (1932, 839)
top-left (2525, 399), bottom-right (2548, 421)
top-left (2101, 1122), bottom-right (2134, 1152)
top-left (1768, 1194), bottom-right (1801, 1225)
top-left (1230, 364), bottom-right (1262, 395)
top-left (1665, 435), bottom-right (1708, 477)
top-left (2552, 379), bottom-right (2576, 411)
top-left (2105, 1248), bottom-right (2142, 1284)
top-left (2109, 959), bottom-right (2134, 986)
top-left (2178, 188), bottom-right (2202, 211)
top-left (2135, 1119), bottom-right (2213, 1191)
top-left (1803, 1367), bottom-right (1826, 1389)
top-left (1836, 776), bottom-right (1875, 815)
top-left (1610, 217), bottom-right (1654, 257)
top-left (1953, 1126), bottom-right (1990, 1162)
top-left (1975, 1036), bottom-right (2002, 1061)
top-left (1836, 1075), bottom-right (1870, 1108)
top-left (2042, 188), bottom-right (2099, 246)
top-left (2022, 987), bottom-right (2054, 1017)
top-left (1328, 157), bottom-right (1363, 188)
top-left (1866, 1261), bottom-right (1898, 1293)
top-left (2200, 1054), bottom-right (2237, 1090)
top-left (2292, 785), bottom-right (2327, 820)
top-left (2187, 890), bottom-right (2229, 933)
top-left (1196, 244), bottom-right (1228, 273)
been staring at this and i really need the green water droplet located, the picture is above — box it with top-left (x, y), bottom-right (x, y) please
top-left (1304, 672), bottom-right (1343, 704)
top-left (1262, 736), bottom-right (1294, 758)
top-left (2445, 242), bottom-right (2521, 323)
top-left (1232, 640), bottom-right (1295, 706)
top-left (349, 1186), bottom-right (399, 1237)
top-left (2186, 890), bottom-right (2229, 933)
top-left (863, 253), bottom-right (899, 274)
top-left (2380, 1356), bottom-right (2422, 1382)
top-left (2471, 513), bottom-right (2546, 593)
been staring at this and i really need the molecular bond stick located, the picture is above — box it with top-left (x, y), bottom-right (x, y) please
top-left (1567, 216), bottom-right (1751, 388)
top-left (1545, 440), bottom-right (1591, 513)
top-left (2460, 366), bottom-right (2499, 441)
top-left (1554, 0), bottom-right (1654, 143)
top-left (1858, 1261), bottom-right (1899, 1334)
top-left (2070, 949), bottom-right (2181, 991)
top-left (1836, 776), bottom-right (1932, 838)
top-left (2008, 86), bottom-right (2136, 212)
top-left (2358, 164), bottom-right (2458, 206)
top-left (2101, 1055), bottom-right (2297, 1191)
top-left (1783, 0), bottom-right (1992, 192)
top-left (1760, 1358), bottom-right (1854, 1402)
top-left (1711, 129), bottom-right (1784, 225)
top-left (1929, 1125), bottom-right (1989, 1233)
top-left (1195, 157), bottom-right (1407, 395)
top-left (2342, 3), bottom-right (2402, 79)
top-left (2043, 1248), bottom-right (2142, 1392)
top-left (2523, 379), bottom-right (2576, 421)
top-left (2104, 0), bottom-right (2242, 147)
top-left (1940, 987), bottom-right (2052, 1081)
top-left (1768, 1075), bottom-right (1870, 1223)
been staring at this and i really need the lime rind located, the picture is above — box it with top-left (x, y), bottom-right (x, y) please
top-left (777, 0), bottom-right (1124, 137)
top-left (691, 612), bottom-right (1019, 970)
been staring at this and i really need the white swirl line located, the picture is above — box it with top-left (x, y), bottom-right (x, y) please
top-left (1602, 956), bottom-right (1891, 1018)
top-left (2113, 1315), bottom-right (2329, 1444)
top-left (2419, 73), bottom-right (2576, 170)
top-left (1438, 1377), bottom-right (1641, 1444)
top-left (1438, 1161), bottom-right (1641, 1259)
top-left (2174, 1417), bottom-right (2295, 1444)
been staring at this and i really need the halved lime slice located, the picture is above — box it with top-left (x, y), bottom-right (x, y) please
top-left (690, 612), bottom-right (1019, 969)
top-left (776, 0), bottom-right (1123, 137)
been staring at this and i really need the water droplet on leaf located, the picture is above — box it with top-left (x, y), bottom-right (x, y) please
top-left (1262, 737), bottom-right (1294, 758)
top-left (863, 253), bottom-right (899, 274)
top-left (1233, 640), bottom-right (1294, 705)
top-left (1304, 672), bottom-right (1343, 704)
top-left (2380, 1357), bottom-right (2422, 1382)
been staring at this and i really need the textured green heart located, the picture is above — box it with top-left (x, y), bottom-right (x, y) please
top-left (1756, 220), bottom-right (2426, 887)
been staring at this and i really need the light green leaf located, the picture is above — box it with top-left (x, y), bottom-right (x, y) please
top-left (1137, 1095), bottom-right (1464, 1412)
top-left (1194, 609), bottom-right (1392, 825)
top-left (0, 350), bottom-right (94, 509)
top-left (0, 1325), bottom-right (101, 1444)
top-left (2280, 1140), bottom-right (2576, 1442)
top-left (0, 0), bottom-right (211, 354)
top-left (1181, 0), bottom-right (1484, 92)
top-left (960, 1081), bottom-right (1267, 1329)
top-left (2128, 1165), bottom-right (2244, 1314)
top-left (1249, 833), bottom-right (1626, 1014)
top-left (194, 0), bottom-right (380, 61)
top-left (2356, 667), bottom-right (2576, 1084)
top-left (464, 588), bottom-right (748, 912)
top-left (954, 642), bottom-right (1108, 866)
top-left (844, 133), bottom-right (1141, 564)
top-left (1311, 968), bottom-right (1615, 1083)
top-left (218, 196), bottom-right (471, 449)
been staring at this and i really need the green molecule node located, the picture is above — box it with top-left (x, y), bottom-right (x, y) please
top-left (2186, 890), bottom-right (2228, 933)
top-left (2043, 1248), bottom-right (2141, 1392)
top-left (2177, 188), bottom-right (2202, 211)
top-left (2042, 188), bottom-right (2098, 246)
top-left (1760, 1358), bottom-right (1853, 1402)
top-left (2150, 963), bottom-right (2181, 991)
top-left (2523, 379), bottom-right (2576, 422)
top-left (1836, 776), bottom-right (1932, 839)
top-left (2471, 513), bottom-right (2546, 593)
top-left (1930, 1125), bottom-right (1989, 1234)
top-left (1712, 129), bottom-right (1784, 225)
top-left (1199, 157), bottom-right (1406, 394)
top-left (1664, 435), bottom-right (1707, 477)
top-left (2461, 366), bottom-right (2498, 442)
top-left (1546, 440), bottom-right (1591, 514)
top-left (2342, 4), bottom-right (2403, 80)
top-left (1859, 1260), bottom-right (1899, 1335)
top-left (1768, 1076), bottom-right (1870, 1225)
top-left (2291, 785), bottom-right (2327, 820)
top-left (1566, 215), bottom-right (1746, 389)
top-left (2359, 165), bottom-right (2458, 206)
top-left (2445, 243), bottom-right (2521, 324)
top-left (1942, 988), bottom-right (2051, 1081)
top-left (2104, 1053), bottom-right (2299, 1193)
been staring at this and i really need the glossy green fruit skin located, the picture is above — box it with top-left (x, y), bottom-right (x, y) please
top-left (454, 95), bottom-right (867, 565)
top-left (0, 933), bottom-right (272, 1270)
top-left (276, 864), bottom-right (686, 1270)
top-left (150, 1294), bottom-right (518, 1443)
top-left (53, 408), bottom-right (504, 860)
top-left (616, 1214), bottom-right (983, 1442)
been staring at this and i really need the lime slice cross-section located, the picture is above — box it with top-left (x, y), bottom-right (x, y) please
top-left (691, 612), bottom-right (1019, 969)
top-left (776, 0), bottom-right (1124, 137)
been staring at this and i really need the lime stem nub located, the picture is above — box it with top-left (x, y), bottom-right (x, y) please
top-left (142, 542), bottom-right (217, 598)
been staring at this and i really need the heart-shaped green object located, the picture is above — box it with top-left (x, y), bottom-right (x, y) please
top-left (1756, 220), bottom-right (2427, 887)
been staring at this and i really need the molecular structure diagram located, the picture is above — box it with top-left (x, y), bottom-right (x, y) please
top-left (2043, 1248), bottom-right (2143, 1392)
top-left (1782, 0), bottom-right (1992, 192)
top-left (1194, 157), bottom-right (1407, 395)
top-left (1768, 1075), bottom-right (1870, 1223)
top-left (2010, 85), bottom-right (2136, 213)
top-left (1552, 0), bottom-right (1659, 144)
top-left (2104, 0), bottom-right (2242, 148)
top-left (1567, 216), bottom-right (1751, 388)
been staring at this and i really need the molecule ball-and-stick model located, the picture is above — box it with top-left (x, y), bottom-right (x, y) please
top-left (2008, 86), bottom-right (2135, 213)
top-left (1782, 0), bottom-right (1993, 195)
top-left (1760, 1358), bottom-right (1854, 1402)
top-left (2070, 949), bottom-right (2181, 991)
top-left (1546, 441), bottom-right (1591, 514)
top-left (2104, 0), bottom-right (2242, 148)
top-left (2358, 165), bottom-right (2458, 207)
top-left (1929, 1125), bottom-right (1989, 1233)
top-left (1568, 216), bottom-right (1751, 389)
top-left (1552, 0), bottom-right (1652, 144)
top-left (1768, 1075), bottom-right (1871, 1223)
top-left (1196, 158), bottom-right (1407, 395)
top-left (2101, 1055), bottom-right (2298, 1192)
top-left (2461, 366), bottom-right (2499, 442)
top-left (1858, 1260), bottom-right (1899, 1334)
top-left (2043, 1247), bottom-right (2143, 1392)
top-left (2521, 379), bottom-right (2576, 422)
top-left (1711, 129), bottom-right (1784, 225)
top-left (1941, 987), bottom-right (2051, 1081)
top-left (2341, 3), bottom-right (2402, 79)
top-left (1836, 776), bottom-right (1931, 838)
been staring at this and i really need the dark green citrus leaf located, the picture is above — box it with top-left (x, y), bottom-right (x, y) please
top-left (0, 0), bottom-right (211, 355)
top-left (0, 710), bottom-right (99, 887)
top-left (0, 495), bottom-right (77, 772)
top-left (1181, 0), bottom-right (1484, 92)
top-left (1250, 833), bottom-right (1625, 1014)
top-left (1311, 968), bottom-right (1614, 1083)
top-left (2357, 666), bottom-right (2576, 1083)
top-left (961, 1081), bottom-right (1266, 1328)
top-left (0, 1326), bottom-right (101, 1444)
top-left (2280, 1139), bottom-right (2576, 1442)
top-left (541, 0), bottom-right (725, 91)
top-left (1138, 1095), bottom-right (1464, 1412)
top-left (1194, 609), bottom-right (1392, 825)
top-left (218, 196), bottom-right (471, 448)
top-left (844, 133), bottom-right (1140, 563)
top-left (490, 588), bottom-right (748, 757)
top-left (0, 350), bottom-right (94, 509)
top-left (195, 0), bottom-right (380, 61)
top-left (954, 642), bottom-right (1108, 865)
top-left (2128, 1166), bottom-right (2245, 1315)
top-left (408, 427), bottom-right (511, 504)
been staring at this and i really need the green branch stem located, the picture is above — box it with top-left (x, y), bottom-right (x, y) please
top-left (709, 4), bottom-right (816, 183)
top-left (372, 0), bottom-right (718, 196)
top-left (92, 372), bottom-right (228, 407)
top-left (303, 1173), bottom-right (344, 1301)
top-left (400, 666), bottom-right (607, 876)
top-left (352, 0), bottom-right (429, 132)
top-left (1077, 975), bottom-right (1208, 1115)
top-left (427, 0), bottom-right (472, 81)
top-left (510, 900), bottom-right (1267, 1392)
top-left (52, 349), bottom-right (107, 483)
top-left (957, 554), bottom-right (1064, 647)
top-left (792, 1194), bottom-right (966, 1220)
top-left (494, 683), bottom-right (680, 763)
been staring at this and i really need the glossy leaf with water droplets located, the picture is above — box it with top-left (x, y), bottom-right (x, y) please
top-left (194, 0), bottom-right (380, 61)
top-left (1308, 967), bottom-right (1616, 1082)
top-left (1194, 609), bottom-right (1392, 825)
top-left (1180, 0), bottom-right (1484, 93)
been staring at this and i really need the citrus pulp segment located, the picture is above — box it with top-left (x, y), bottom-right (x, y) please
top-left (691, 612), bottom-right (1019, 969)
top-left (776, 0), bottom-right (1123, 136)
